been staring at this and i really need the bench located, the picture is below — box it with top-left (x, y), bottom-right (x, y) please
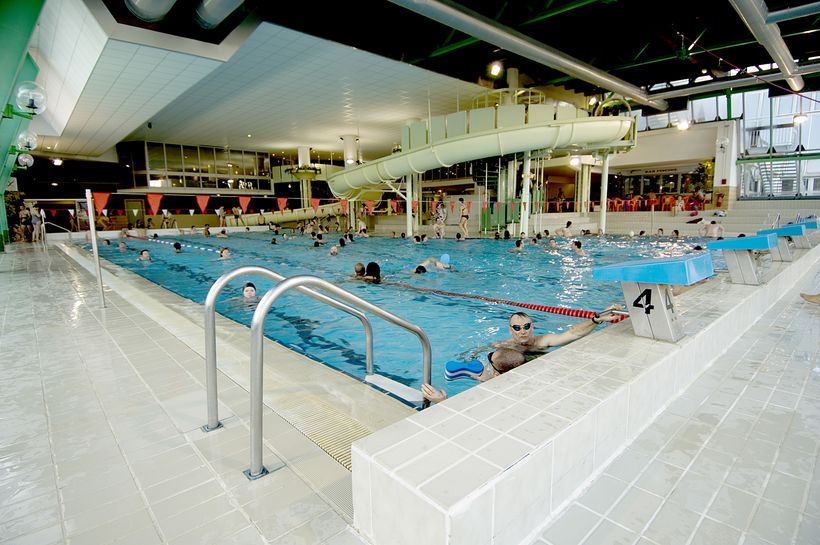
top-left (757, 224), bottom-right (811, 261)
top-left (592, 252), bottom-right (714, 342)
top-left (707, 234), bottom-right (777, 285)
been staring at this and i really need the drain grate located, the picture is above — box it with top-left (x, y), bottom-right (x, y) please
top-left (272, 394), bottom-right (372, 471)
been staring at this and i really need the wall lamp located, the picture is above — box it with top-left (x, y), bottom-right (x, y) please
top-left (2, 81), bottom-right (47, 119)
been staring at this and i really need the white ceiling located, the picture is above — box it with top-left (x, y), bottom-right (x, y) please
top-left (28, 0), bottom-right (488, 163)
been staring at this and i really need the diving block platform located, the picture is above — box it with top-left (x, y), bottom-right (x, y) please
top-left (593, 253), bottom-right (714, 342)
top-left (757, 224), bottom-right (811, 261)
top-left (708, 234), bottom-right (777, 285)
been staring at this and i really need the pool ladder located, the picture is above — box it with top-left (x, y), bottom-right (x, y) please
top-left (202, 265), bottom-right (432, 480)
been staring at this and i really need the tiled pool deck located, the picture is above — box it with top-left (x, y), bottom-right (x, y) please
top-left (0, 238), bottom-right (818, 545)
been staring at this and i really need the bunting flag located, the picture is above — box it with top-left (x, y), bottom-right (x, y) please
top-left (366, 200), bottom-right (374, 215)
top-left (238, 196), bottom-right (251, 213)
top-left (91, 192), bottom-right (110, 215)
top-left (482, 200), bottom-right (488, 210)
top-left (412, 200), bottom-right (418, 214)
top-left (102, 209), bottom-right (108, 216)
top-left (431, 200), bottom-right (438, 214)
top-left (175, 209), bottom-right (181, 215)
top-left (117, 209), bottom-right (124, 215)
top-left (188, 209), bottom-right (195, 216)
top-left (132, 209), bottom-right (139, 216)
top-left (68, 209), bottom-right (75, 216)
top-left (260, 209), bottom-right (265, 214)
top-left (49, 209), bottom-right (57, 217)
top-left (311, 198), bottom-right (320, 212)
top-left (196, 195), bottom-right (210, 214)
top-left (277, 197), bottom-right (288, 213)
top-left (339, 199), bottom-right (348, 210)
top-left (162, 209), bottom-right (168, 216)
top-left (390, 200), bottom-right (397, 213)
top-left (466, 201), bottom-right (472, 213)
top-left (146, 193), bottom-right (163, 216)
top-left (450, 200), bottom-right (455, 212)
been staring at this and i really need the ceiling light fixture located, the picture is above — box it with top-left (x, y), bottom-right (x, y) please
top-left (52, 158), bottom-right (63, 166)
top-left (793, 113), bottom-right (808, 125)
top-left (488, 61), bottom-right (503, 78)
top-left (569, 156), bottom-right (581, 167)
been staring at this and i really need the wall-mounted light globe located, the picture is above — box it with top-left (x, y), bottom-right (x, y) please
top-left (17, 153), bottom-right (34, 167)
top-left (17, 130), bottom-right (39, 151)
top-left (16, 81), bottom-right (47, 115)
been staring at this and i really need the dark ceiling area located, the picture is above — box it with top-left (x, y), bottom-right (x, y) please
top-left (254, 0), bottom-right (820, 103)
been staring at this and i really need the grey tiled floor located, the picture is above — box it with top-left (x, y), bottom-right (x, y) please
top-left (2, 242), bottom-right (819, 545)
top-left (0, 245), bottom-right (368, 545)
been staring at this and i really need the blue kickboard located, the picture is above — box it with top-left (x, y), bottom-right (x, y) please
top-left (708, 234), bottom-right (777, 251)
top-left (757, 224), bottom-right (807, 237)
top-left (445, 359), bottom-right (484, 381)
top-left (592, 252), bottom-right (714, 285)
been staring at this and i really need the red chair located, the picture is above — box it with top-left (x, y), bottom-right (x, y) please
top-left (627, 197), bottom-right (641, 211)
top-left (608, 198), bottom-right (624, 211)
top-left (661, 195), bottom-right (675, 211)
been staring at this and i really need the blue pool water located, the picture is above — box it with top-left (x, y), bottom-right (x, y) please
top-left (93, 232), bottom-right (720, 401)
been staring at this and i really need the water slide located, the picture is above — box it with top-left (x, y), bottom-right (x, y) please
top-left (328, 102), bottom-right (633, 199)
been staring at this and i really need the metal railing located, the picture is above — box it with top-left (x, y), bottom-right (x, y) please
top-left (203, 266), bottom-right (373, 433)
top-left (43, 221), bottom-right (73, 242)
top-left (246, 275), bottom-right (432, 480)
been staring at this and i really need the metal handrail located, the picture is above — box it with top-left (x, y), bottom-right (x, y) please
top-left (43, 221), bottom-right (73, 242)
top-left (247, 275), bottom-right (432, 479)
top-left (203, 266), bottom-right (373, 433)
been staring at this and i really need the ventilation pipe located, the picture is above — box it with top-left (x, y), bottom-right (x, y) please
top-left (297, 146), bottom-right (311, 166)
top-left (125, 0), bottom-right (178, 22)
top-left (196, 0), bottom-right (245, 29)
top-left (388, 0), bottom-right (669, 111)
top-left (727, 0), bottom-right (804, 91)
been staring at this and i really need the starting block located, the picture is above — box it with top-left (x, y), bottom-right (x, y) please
top-left (593, 252), bottom-right (714, 342)
top-left (757, 224), bottom-right (810, 261)
top-left (707, 234), bottom-right (776, 285)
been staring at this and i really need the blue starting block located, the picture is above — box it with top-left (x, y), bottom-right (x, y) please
top-left (593, 253), bottom-right (714, 342)
top-left (800, 220), bottom-right (818, 230)
top-left (757, 224), bottom-right (811, 260)
top-left (708, 234), bottom-right (776, 285)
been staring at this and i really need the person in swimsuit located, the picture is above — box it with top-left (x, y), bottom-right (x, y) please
top-left (458, 197), bottom-right (469, 239)
top-left (422, 307), bottom-right (622, 402)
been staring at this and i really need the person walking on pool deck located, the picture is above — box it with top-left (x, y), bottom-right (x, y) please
top-left (458, 198), bottom-right (469, 239)
top-left (423, 307), bottom-right (622, 403)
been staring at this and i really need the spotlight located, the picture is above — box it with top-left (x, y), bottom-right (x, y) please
top-left (488, 61), bottom-right (503, 78)
top-left (569, 156), bottom-right (581, 167)
top-left (52, 158), bottom-right (63, 166)
top-left (793, 113), bottom-right (808, 125)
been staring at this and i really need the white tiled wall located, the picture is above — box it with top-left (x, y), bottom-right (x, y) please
top-left (352, 242), bottom-right (820, 545)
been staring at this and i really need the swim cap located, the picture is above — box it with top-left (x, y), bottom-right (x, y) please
top-left (440, 253), bottom-right (450, 264)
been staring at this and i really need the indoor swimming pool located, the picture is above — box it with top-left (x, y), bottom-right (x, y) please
top-left (90, 232), bottom-right (719, 399)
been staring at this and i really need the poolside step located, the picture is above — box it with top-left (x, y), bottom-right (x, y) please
top-left (365, 374), bottom-right (424, 405)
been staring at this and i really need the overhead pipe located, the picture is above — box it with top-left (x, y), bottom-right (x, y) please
top-left (766, 1), bottom-right (820, 24)
top-left (388, 0), bottom-right (669, 111)
top-left (647, 61), bottom-right (820, 101)
top-left (727, 0), bottom-right (804, 91)
top-left (196, 0), bottom-right (245, 29)
top-left (124, 0), bottom-right (178, 22)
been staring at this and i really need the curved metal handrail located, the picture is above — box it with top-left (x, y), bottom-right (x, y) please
top-left (203, 266), bottom-right (373, 432)
top-left (43, 221), bottom-right (73, 242)
top-left (247, 275), bottom-right (432, 479)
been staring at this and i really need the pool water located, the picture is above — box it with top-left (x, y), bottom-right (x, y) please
top-left (93, 232), bottom-right (720, 400)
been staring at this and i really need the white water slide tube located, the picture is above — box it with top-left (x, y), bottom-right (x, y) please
top-left (328, 103), bottom-right (633, 198)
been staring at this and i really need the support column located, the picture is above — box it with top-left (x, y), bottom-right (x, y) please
top-left (405, 173), bottom-right (414, 237)
top-left (578, 163), bottom-right (592, 214)
top-left (599, 154), bottom-right (610, 233)
top-left (521, 150), bottom-right (532, 236)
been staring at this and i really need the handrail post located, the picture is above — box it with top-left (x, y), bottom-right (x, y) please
top-left (203, 266), bottom-right (375, 433)
top-left (246, 275), bottom-right (433, 479)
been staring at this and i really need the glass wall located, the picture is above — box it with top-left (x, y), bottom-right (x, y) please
top-left (117, 142), bottom-right (273, 191)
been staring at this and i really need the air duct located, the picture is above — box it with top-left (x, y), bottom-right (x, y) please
top-left (727, 0), bottom-right (804, 91)
top-left (124, 0), bottom-right (178, 22)
top-left (388, 0), bottom-right (669, 111)
top-left (196, 0), bottom-right (245, 29)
